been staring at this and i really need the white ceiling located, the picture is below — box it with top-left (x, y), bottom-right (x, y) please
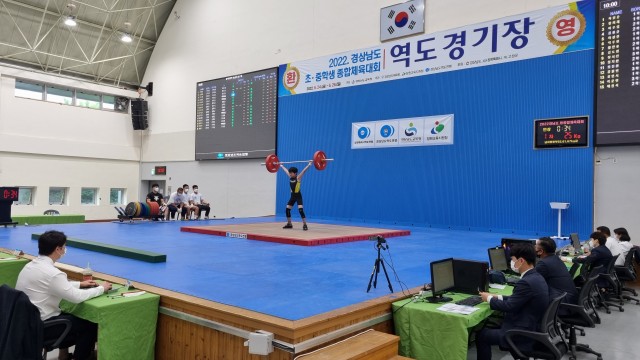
top-left (0, 0), bottom-right (176, 89)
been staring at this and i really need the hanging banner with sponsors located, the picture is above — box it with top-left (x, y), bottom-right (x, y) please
top-left (352, 114), bottom-right (454, 149)
top-left (279, 0), bottom-right (593, 97)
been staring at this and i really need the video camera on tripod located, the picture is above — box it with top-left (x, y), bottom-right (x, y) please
top-left (369, 235), bottom-right (388, 249)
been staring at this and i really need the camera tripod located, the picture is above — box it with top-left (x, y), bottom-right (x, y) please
top-left (366, 241), bottom-right (393, 293)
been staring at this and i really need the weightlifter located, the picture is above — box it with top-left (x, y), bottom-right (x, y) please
top-left (281, 161), bottom-right (313, 231)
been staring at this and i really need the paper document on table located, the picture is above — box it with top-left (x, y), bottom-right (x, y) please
top-left (122, 291), bottom-right (146, 297)
top-left (0, 257), bottom-right (18, 261)
top-left (437, 303), bottom-right (480, 315)
top-left (489, 283), bottom-right (506, 289)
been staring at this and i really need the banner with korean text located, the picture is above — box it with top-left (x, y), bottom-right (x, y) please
top-left (279, 0), bottom-right (593, 96)
top-left (352, 115), bottom-right (453, 149)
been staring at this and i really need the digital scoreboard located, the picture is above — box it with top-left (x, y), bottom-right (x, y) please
top-left (534, 116), bottom-right (589, 149)
top-left (195, 68), bottom-right (278, 160)
top-left (596, 0), bottom-right (640, 145)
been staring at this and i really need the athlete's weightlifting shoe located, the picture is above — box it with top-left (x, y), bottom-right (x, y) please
top-left (303, 224), bottom-right (308, 231)
top-left (283, 223), bottom-right (293, 229)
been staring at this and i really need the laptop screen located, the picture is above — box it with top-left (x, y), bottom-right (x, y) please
top-left (488, 247), bottom-right (509, 272)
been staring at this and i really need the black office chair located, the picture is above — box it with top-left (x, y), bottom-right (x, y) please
top-left (597, 254), bottom-right (624, 312)
top-left (504, 293), bottom-right (568, 360)
top-left (43, 209), bottom-right (60, 215)
top-left (559, 276), bottom-right (603, 360)
top-left (0, 285), bottom-right (72, 360)
top-left (615, 249), bottom-right (640, 304)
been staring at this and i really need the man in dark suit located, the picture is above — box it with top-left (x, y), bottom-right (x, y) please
top-left (476, 243), bottom-right (550, 360)
top-left (572, 231), bottom-right (613, 287)
top-left (536, 237), bottom-right (578, 305)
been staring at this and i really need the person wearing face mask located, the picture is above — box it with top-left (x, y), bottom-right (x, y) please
top-left (535, 237), bottom-right (578, 306)
top-left (476, 243), bottom-right (549, 360)
top-left (189, 184), bottom-right (211, 220)
top-left (168, 187), bottom-right (188, 220)
top-left (596, 226), bottom-right (622, 265)
top-left (146, 183), bottom-right (169, 221)
top-left (613, 227), bottom-right (633, 266)
top-left (15, 230), bottom-right (112, 360)
top-left (572, 232), bottom-right (612, 274)
top-left (182, 184), bottom-right (199, 220)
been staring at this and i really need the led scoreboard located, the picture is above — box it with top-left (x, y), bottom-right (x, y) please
top-left (534, 116), bottom-right (589, 149)
top-left (195, 68), bottom-right (278, 160)
top-left (0, 187), bottom-right (19, 201)
top-left (596, 0), bottom-right (640, 145)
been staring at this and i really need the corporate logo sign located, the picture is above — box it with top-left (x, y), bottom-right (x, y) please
top-left (351, 114), bottom-right (453, 149)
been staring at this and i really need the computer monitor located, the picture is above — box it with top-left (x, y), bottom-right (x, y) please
top-left (429, 258), bottom-right (455, 302)
top-left (452, 259), bottom-right (489, 294)
top-left (501, 238), bottom-right (536, 261)
top-left (570, 233), bottom-right (580, 251)
top-left (487, 247), bottom-right (509, 272)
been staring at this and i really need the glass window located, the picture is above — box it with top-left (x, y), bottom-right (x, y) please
top-left (77, 91), bottom-right (101, 109)
top-left (110, 188), bottom-right (126, 205)
top-left (15, 80), bottom-right (44, 100)
top-left (103, 95), bottom-right (115, 110)
top-left (14, 187), bottom-right (34, 205)
top-left (46, 86), bottom-right (73, 105)
top-left (81, 188), bottom-right (98, 205)
top-left (114, 96), bottom-right (129, 113)
top-left (49, 187), bottom-right (67, 205)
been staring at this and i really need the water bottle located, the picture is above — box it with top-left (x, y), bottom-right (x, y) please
top-left (82, 262), bottom-right (93, 281)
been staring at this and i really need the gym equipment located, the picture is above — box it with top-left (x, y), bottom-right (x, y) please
top-left (118, 201), bottom-right (163, 223)
top-left (261, 150), bottom-right (334, 173)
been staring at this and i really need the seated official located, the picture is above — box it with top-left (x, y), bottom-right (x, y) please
top-left (614, 227), bottom-right (633, 265)
top-left (16, 231), bottom-right (112, 360)
top-left (146, 183), bottom-right (169, 220)
top-left (477, 243), bottom-right (550, 360)
top-left (535, 237), bottom-right (578, 305)
top-left (597, 226), bottom-right (623, 265)
top-left (167, 187), bottom-right (188, 220)
top-left (572, 231), bottom-right (613, 287)
top-left (190, 184), bottom-right (211, 220)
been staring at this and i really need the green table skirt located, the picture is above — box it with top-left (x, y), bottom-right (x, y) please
top-left (0, 252), bottom-right (29, 287)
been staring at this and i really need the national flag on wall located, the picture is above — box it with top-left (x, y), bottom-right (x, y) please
top-left (380, 0), bottom-right (425, 42)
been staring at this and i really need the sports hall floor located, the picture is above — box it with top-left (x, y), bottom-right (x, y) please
top-left (3, 217), bottom-right (638, 359)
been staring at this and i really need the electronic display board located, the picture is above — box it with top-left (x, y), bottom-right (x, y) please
top-left (534, 116), bottom-right (589, 149)
top-left (596, 0), bottom-right (640, 145)
top-left (195, 68), bottom-right (278, 160)
top-left (0, 187), bottom-right (19, 202)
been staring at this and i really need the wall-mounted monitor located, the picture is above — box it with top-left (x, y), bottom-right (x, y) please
top-left (534, 116), bottom-right (589, 149)
top-left (195, 68), bottom-right (278, 160)
top-left (596, 0), bottom-right (640, 145)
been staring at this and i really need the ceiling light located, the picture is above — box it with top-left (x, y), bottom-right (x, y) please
top-left (121, 33), bottom-right (133, 43)
top-left (64, 15), bottom-right (77, 27)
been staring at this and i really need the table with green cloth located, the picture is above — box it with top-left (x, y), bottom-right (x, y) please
top-left (0, 251), bottom-right (29, 287)
top-left (392, 286), bottom-right (513, 360)
top-left (60, 286), bottom-right (160, 360)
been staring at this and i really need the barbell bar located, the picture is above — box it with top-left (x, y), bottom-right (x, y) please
top-left (261, 150), bottom-right (334, 173)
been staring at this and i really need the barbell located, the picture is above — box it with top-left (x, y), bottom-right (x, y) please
top-left (261, 150), bottom-right (334, 173)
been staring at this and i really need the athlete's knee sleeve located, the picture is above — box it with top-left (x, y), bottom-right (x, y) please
top-left (298, 208), bottom-right (306, 218)
top-left (285, 208), bottom-right (292, 218)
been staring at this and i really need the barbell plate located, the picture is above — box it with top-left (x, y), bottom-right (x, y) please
top-left (265, 154), bottom-right (280, 173)
top-left (313, 150), bottom-right (328, 171)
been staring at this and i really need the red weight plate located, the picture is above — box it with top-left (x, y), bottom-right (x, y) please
top-left (149, 201), bottom-right (160, 216)
top-left (313, 150), bottom-right (328, 171)
top-left (265, 154), bottom-right (279, 173)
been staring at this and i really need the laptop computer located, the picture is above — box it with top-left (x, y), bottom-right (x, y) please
top-left (487, 247), bottom-right (519, 285)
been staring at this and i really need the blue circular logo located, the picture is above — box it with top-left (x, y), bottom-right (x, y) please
top-left (380, 125), bottom-right (395, 138)
top-left (358, 126), bottom-right (370, 139)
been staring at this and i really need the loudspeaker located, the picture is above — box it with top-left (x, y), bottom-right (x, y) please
top-left (131, 99), bottom-right (148, 130)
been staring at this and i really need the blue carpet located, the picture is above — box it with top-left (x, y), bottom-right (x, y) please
top-left (0, 217), bottom-right (569, 320)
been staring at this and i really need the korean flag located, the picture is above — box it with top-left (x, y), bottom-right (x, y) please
top-left (380, 0), bottom-right (425, 42)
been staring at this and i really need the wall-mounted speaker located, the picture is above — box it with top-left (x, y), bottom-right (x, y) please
top-left (131, 99), bottom-right (148, 130)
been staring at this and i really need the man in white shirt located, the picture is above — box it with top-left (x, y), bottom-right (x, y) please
top-left (16, 230), bottom-right (112, 360)
top-left (189, 184), bottom-right (211, 219)
top-left (597, 226), bottom-right (624, 265)
top-left (167, 187), bottom-right (188, 220)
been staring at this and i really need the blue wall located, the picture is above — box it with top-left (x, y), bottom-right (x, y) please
top-left (276, 50), bottom-right (594, 236)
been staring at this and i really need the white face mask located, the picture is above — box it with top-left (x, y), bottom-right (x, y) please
top-left (589, 240), bottom-right (595, 248)
top-left (183, 188), bottom-right (189, 193)
top-left (152, 187), bottom-right (159, 192)
top-left (59, 246), bottom-right (67, 258)
top-left (510, 259), bottom-right (520, 273)
top-left (194, 189), bottom-right (198, 193)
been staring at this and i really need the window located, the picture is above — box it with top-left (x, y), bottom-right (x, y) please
top-left (14, 187), bottom-right (34, 205)
top-left (110, 188), bottom-right (126, 205)
top-left (77, 91), bottom-right (101, 109)
top-left (81, 188), bottom-right (99, 205)
top-left (15, 80), bottom-right (44, 100)
top-left (46, 86), bottom-right (73, 105)
top-left (103, 95), bottom-right (116, 110)
top-left (49, 187), bottom-right (67, 205)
